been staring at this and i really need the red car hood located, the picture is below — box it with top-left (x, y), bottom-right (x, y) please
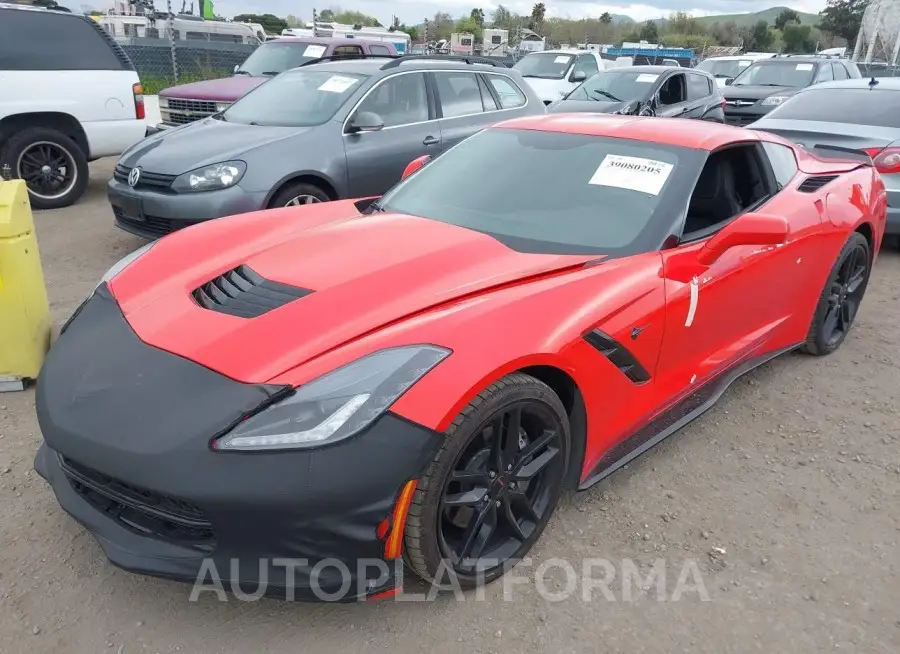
top-left (159, 76), bottom-right (267, 102)
top-left (110, 203), bottom-right (596, 383)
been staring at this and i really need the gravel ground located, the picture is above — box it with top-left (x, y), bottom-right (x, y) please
top-left (1, 159), bottom-right (899, 654)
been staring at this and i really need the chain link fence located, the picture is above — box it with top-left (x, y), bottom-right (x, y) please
top-left (118, 38), bottom-right (260, 94)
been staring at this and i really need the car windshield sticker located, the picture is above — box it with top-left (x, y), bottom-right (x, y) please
top-left (304, 44), bottom-right (327, 57)
top-left (588, 154), bottom-right (674, 195)
top-left (738, 60), bottom-right (751, 67)
top-left (318, 75), bottom-right (359, 93)
top-left (795, 63), bottom-right (814, 71)
top-left (635, 73), bottom-right (659, 83)
top-left (554, 55), bottom-right (570, 64)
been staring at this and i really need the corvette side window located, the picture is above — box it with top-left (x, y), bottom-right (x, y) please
top-left (761, 143), bottom-right (798, 190)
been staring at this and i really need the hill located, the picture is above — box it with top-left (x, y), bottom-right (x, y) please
top-left (689, 7), bottom-right (820, 27)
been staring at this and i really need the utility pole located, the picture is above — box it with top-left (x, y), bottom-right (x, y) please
top-left (166, 0), bottom-right (178, 83)
top-left (312, 8), bottom-right (318, 37)
top-left (423, 18), bottom-right (429, 50)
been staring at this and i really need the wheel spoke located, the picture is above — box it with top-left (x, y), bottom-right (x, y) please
top-left (846, 268), bottom-right (865, 294)
top-left (516, 428), bottom-right (556, 464)
top-left (501, 496), bottom-right (528, 541)
top-left (450, 470), bottom-right (489, 485)
top-left (823, 303), bottom-right (841, 338)
top-left (840, 299), bottom-right (852, 329)
top-left (443, 487), bottom-right (488, 507)
top-left (458, 504), bottom-right (495, 563)
top-left (514, 446), bottom-right (560, 481)
top-left (509, 488), bottom-right (539, 522)
top-left (843, 247), bottom-right (858, 281)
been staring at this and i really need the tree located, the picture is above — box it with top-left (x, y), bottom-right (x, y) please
top-left (639, 19), bottom-right (659, 42)
top-left (233, 13), bottom-right (287, 34)
top-left (332, 11), bottom-right (381, 27)
top-left (774, 8), bottom-right (801, 30)
top-left (470, 8), bottom-right (485, 26)
top-left (455, 16), bottom-right (482, 40)
top-left (746, 20), bottom-right (774, 50)
top-left (431, 11), bottom-right (455, 40)
top-left (668, 11), bottom-right (702, 35)
top-left (819, 0), bottom-right (869, 43)
top-left (782, 23), bottom-right (816, 52)
top-left (600, 12), bottom-right (612, 25)
top-left (399, 24), bottom-right (419, 41)
top-left (530, 3), bottom-right (546, 33)
top-left (319, 9), bottom-right (335, 22)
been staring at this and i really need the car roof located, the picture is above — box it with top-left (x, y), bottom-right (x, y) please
top-left (299, 57), bottom-right (513, 75)
top-left (496, 114), bottom-right (761, 151)
top-left (754, 56), bottom-right (824, 64)
top-left (800, 77), bottom-right (900, 91)
top-left (540, 49), bottom-right (592, 55)
top-left (270, 36), bottom-right (388, 46)
top-left (610, 65), bottom-right (691, 75)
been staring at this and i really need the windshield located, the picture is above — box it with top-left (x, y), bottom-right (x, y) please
top-left (565, 70), bottom-right (660, 102)
top-left (222, 70), bottom-right (367, 127)
top-left (236, 42), bottom-right (329, 76)
top-left (379, 128), bottom-right (702, 255)
top-left (768, 87), bottom-right (900, 128)
top-left (696, 58), bottom-right (753, 79)
top-left (513, 52), bottom-right (575, 79)
top-left (732, 61), bottom-right (816, 87)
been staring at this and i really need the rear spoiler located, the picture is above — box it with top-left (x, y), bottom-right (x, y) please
top-left (798, 144), bottom-right (873, 175)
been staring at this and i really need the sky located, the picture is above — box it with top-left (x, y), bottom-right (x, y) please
top-left (65, 0), bottom-right (828, 25)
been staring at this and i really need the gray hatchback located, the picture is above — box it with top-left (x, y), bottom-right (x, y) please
top-left (108, 56), bottom-right (544, 238)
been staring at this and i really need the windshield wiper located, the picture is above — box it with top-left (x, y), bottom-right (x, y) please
top-left (261, 71), bottom-right (280, 77)
top-left (364, 200), bottom-right (385, 214)
top-left (522, 74), bottom-right (560, 79)
top-left (592, 89), bottom-right (621, 102)
top-left (234, 69), bottom-right (251, 76)
top-left (756, 83), bottom-right (786, 87)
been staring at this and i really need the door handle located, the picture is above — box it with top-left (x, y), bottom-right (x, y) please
top-left (423, 136), bottom-right (439, 146)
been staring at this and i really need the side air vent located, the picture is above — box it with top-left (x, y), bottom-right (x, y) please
top-left (192, 265), bottom-right (312, 318)
top-left (797, 175), bottom-right (838, 193)
top-left (583, 329), bottom-right (651, 384)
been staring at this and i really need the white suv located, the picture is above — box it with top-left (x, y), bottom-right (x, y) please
top-left (513, 49), bottom-right (615, 105)
top-left (0, 3), bottom-right (147, 209)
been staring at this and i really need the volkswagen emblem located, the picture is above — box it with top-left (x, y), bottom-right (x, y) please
top-left (128, 167), bottom-right (141, 187)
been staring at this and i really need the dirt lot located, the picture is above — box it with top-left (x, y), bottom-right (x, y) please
top-left (1, 158), bottom-right (899, 654)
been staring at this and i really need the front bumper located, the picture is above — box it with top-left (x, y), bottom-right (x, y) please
top-left (107, 177), bottom-right (268, 240)
top-left (34, 286), bottom-right (443, 600)
top-left (723, 104), bottom-right (774, 126)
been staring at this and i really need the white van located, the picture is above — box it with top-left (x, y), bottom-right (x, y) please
top-left (695, 53), bottom-right (777, 87)
top-left (513, 49), bottom-right (613, 104)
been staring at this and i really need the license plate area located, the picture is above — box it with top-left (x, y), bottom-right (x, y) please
top-left (114, 193), bottom-right (144, 222)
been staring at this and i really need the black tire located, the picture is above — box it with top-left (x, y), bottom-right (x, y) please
top-left (268, 181), bottom-right (331, 208)
top-left (0, 127), bottom-right (89, 210)
top-left (802, 231), bottom-right (871, 356)
top-left (404, 373), bottom-right (570, 588)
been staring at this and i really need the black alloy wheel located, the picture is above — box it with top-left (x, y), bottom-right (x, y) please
top-left (0, 127), bottom-right (89, 210)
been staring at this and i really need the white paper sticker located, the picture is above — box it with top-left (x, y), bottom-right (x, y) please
top-left (738, 60), bottom-right (751, 67)
top-left (635, 73), bottom-right (659, 83)
top-left (318, 75), bottom-right (359, 93)
top-left (588, 154), bottom-right (674, 195)
top-left (795, 63), bottom-right (813, 71)
top-left (304, 44), bottom-right (327, 57)
top-left (554, 55), bottom-right (570, 64)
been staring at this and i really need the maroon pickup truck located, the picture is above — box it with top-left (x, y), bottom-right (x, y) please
top-left (157, 37), bottom-right (397, 128)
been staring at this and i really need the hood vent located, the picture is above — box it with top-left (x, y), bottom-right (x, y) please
top-left (797, 175), bottom-right (838, 193)
top-left (192, 265), bottom-right (312, 318)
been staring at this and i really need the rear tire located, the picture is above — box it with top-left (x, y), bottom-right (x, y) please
top-left (0, 127), bottom-right (89, 210)
top-left (404, 373), bottom-right (570, 589)
top-left (269, 181), bottom-right (330, 208)
top-left (802, 232), bottom-right (871, 356)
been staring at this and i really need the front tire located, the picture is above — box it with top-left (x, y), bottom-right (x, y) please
top-left (404, 373), bottom-right (570, 588)
top-left (269, 181), bottom-right (330, 208)
top-left (802, 232), bottom-right (871, 356)
top-left (0, 127), bottom-right (89, 210)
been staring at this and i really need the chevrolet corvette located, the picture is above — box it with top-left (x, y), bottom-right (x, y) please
top-left (34, 114), bottom-right (887, 601)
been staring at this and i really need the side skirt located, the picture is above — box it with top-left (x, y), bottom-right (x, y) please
top-left (578, 344), bottom-right (799, 490)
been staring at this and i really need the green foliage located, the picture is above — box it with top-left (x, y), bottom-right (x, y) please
top-left (774, 8), bottom-right (800, 30)
top-left (781, 23), bottom-right (816, 52)
top-left (233, 13), bottom-right (287, 35)
top-left (819, 0), bottom-right (869, 42)
top-left (639, 20), bottom-right (659, 42)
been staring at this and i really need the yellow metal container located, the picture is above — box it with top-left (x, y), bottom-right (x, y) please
top-left (0, 180), bottom-right (51, 391)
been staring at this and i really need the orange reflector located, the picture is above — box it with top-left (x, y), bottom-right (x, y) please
top-left (366, 586), bottom-right (401, 602)
top-left (384, 479), bottom-right (417, 560)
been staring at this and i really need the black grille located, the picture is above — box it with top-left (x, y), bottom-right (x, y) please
top-left (584, 329), bottom-right (651, 384)
top-left (193, 265), bottom-right (313, 318)
top-left (112, 207), bottom-right (198, 238)
top-left (798, 175), bottom-right (838, 193)
top-left (60, 456), bottom-right (215, 547)
top-left (164, 98), bottom-right (220, 124)
top-left (113, 164), bottom-right (176, 189)
top-left (724, 114), bottom-right (760, 126)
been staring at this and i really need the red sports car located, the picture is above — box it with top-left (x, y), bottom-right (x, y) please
top-left (34, 114), bottom-right (887, 601)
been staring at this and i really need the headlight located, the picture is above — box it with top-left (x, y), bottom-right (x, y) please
top-left (761, 95), bottom-right (788, 106)
top-left (214, 345), bottom-right (451, 452)
top-left (99, 241), bottom-right (155, 286)
top-left (172, 161), bottom-right (246, 193)
top-left (158, 96), bottom-right (169, 108)
top-left (215, 102), bottom-right (232, 113)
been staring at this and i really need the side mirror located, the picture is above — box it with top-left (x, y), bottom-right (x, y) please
top-left (725, 78), bottom-right (734, 86)
top-left (696, 212), bottom-right (789, 265)
top-left (347, 111), bottom-right (385, 133)
top-left (570, 70), bottom-right (587, 83)
top-left (401, 155), bottom-right (431, 180)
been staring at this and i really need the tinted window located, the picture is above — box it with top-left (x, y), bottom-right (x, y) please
top-left (566, 70), bottom-right (660, 103)
top-left (658, 74), bottom-right (686, 105)
top-left (223, 69), bottom-right (367, 127)
top-left (765, 88), bottom-right (900, 128)
top-left (832, 63), bottom-right (849, 80)
top-left (696, 58), bottom-right (753, 80)
top-left (687, 73), bottom-right (711, 100)
top-left (369, 45), bottom-right (392, 55)
top-left (237, 42), bottom-right (327, 75)
top-left (333, 45), bottom-right (364, 58)
top-left (573, 55), bottom-right (600, 79)
top-left (732, 61), bottom-right (816, 88)
top-left (379, 128), bottom-right (703, 256)
top-left (435, 72), bottom-right (485, 118)
top-left (815, 63), bottom-right (834, 83)
top-left (762, 143), bottom-right (798, 189)
top-left (485, 74), bottom-right (527, 109)
top-left (356, 72), bottom-right (428, 127)
top-left (0, 11), bottom-right (126, 71)
top-left (513, 52), bottom-right (574, 80)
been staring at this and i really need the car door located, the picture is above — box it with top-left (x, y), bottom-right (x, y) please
top-left (343, 71), bottom-right (441, 197)
top-left (654, 72), bottom-right (690, 118)
top-left (432, 70), bottom-right (497, 152)
top-left (683, 71), bottom-right (713, 119)
top-left (655, 141), bottom-right (821, 396)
